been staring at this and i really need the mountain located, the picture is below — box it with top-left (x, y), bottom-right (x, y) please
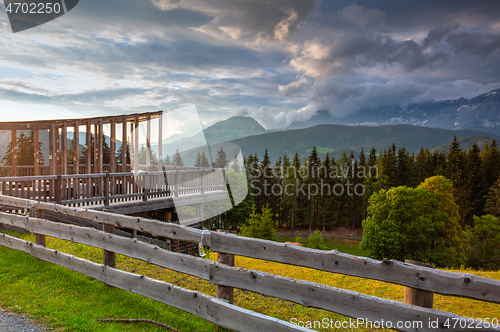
top-left (202, 116), bottom-right (267, 143)
top-left (230, 124), bottom-right (500, 161)
top-left (432, 135), bottom-right (495, 153)
top-left (155, 116), bottom-right (269, 161)
top-left (287, 89), bottom-right (500, 135)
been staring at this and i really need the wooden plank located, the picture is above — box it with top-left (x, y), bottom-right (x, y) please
top-left (0, 233), bottom-right (311, 332)
top-left (134, 115), bottom-right (139, 172)
top-left (99, 119), bottom-right (103, 173)
top-left (146, 113), bottom-right (151, 172)
top-left (55, 125), bottom-right (60, 176)
top-left (1, 215), bottom-right (499, 332)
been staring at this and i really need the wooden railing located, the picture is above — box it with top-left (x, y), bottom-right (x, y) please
top-left (0, 164), bottom-right (206, 177)
top-left (0, 168), bottom-right (226, 208)
top-left (1, 195), bottom-right (499, 332)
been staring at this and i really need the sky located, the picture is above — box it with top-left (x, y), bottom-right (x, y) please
top-left (0, 0), bottom-right (500, 133)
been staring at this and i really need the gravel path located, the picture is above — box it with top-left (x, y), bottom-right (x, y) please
top-left (0, 309), bottom-right (47, 332)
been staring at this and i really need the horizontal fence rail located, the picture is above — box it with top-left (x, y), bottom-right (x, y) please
top-left (1, 212), bottom-right (498, 332)
top-left (1, 195), bottom-right (499, 305)
top-left (0, 233), bottom-right (310, 332)
top-left (0, 168), bottom-right (226, 209)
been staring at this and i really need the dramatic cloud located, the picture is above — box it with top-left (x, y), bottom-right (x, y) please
top-left (0, 0), bottom-right (499, 130)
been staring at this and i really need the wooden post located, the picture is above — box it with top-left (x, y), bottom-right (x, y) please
top-left (102, 224), bottom-right (116, 268)
top-left (174, 169), bottom-right (179, 197)
top-left (134, 115), bottom-right (139, 171)
top-left (158, 112), bottom-right (162, 171)
top-left (55, 175), bottom-right (62, 204)
top-left (55, 126), bottom-right (60, 175)
top-left (74, 121), bottom-right (80, 174)
top-left (94, 124), bottom-right (99, 173)
top-left (216, 251), bottom-right (235, 304)
top-left (403, 260), bottom-right (435, 309)
top-left (34, 129), bottom-right (39, 176)
top-left (104, 172), bottom-right (110, 206)
top-left (99, 119), bottom-right (103, 173)
top-left (34, 209), bottom-right (46, 247)
top-left (86, 122), bottom-right (91, 174)
top-left (146, 113), bottom-right (151, 171)
top-left (165, 210), bottom-right (172, 222)
top-left (61, 122), bottom-right (67, 175)
top-left (122, 117), bottom-right (127, 172)
top-left (110, 119), bottom-right (116, 173)
top-left (11, 130), bottom-right (17, 176)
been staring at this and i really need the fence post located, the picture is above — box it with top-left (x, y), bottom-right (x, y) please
top-left (403, 260), bottom-right (435, 308)
top-left (174, 170), bottom-right (179, 197)
top-left (102, 223), bottom-right (116, 268)
top-left (216, 230), bottom-right (234, 304)
top-left (34, 209), bottom-right (46, 247)
top-left (200, 169), bottom-right (205, 194)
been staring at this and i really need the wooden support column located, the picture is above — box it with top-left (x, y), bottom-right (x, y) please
top-left (49, 124), bottom-right (55, 175)
top-left (146, 113), bottom-right (151, 172)
top-left (86, 122), bottom-right (91, 174)
top-left (55, 126), bottom-right (60, 175)
top-left (110, 118), bottom-right (116, 173)
top-left (216, 249), bottom-right (235, 304)
top-left (34, 129), bottom-right (39, 176)
top-left (74, 121), bottom-right (80, 174)
top-left (165, 210), bottom-right (172, 222)
top-left (404, 260), bottom-right (435, 309)
top-left (158, 113), bottom-right (163, 171)
top-left (99, 119), bottom-right (103, 173)
top-left (61, 122), bottom-right (67, 175)
top-left (11, 130), bottom-right (17, 176)
top-left (122, 117), bottom-right (127, 172)
top-left (34, 209), bottom-right (46, 247)
top-left (134, 115), bottom-right (139, 171)
top-left (93, 124), bottom-right (99, 173)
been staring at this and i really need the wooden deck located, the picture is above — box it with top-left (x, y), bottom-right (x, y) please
top-left (0, 168), bottom-right (228, 220)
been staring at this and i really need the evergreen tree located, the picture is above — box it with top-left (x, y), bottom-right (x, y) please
top-left (213, 147), bottom-right (228, 168)
top-left (172, 149), bottom-right (184, 166)
top-left (164, 154), bottom-right (172, 166)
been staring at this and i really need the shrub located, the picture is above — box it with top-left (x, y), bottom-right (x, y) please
top-left (239, 205), bottom-right (277, 241)
top-left (305, 230), bottom-right (328, 250)
top-left (467, 214), bottom-right (500, 271)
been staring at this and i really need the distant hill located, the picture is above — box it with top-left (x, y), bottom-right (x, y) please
top-left (432, 136), bottom-right (495, 153)
top-left (287, 89), bottom-right (500, 136)
top-left (229, 124), bottom-right (500, 161)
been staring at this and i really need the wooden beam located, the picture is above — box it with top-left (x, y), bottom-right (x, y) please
top-left (74, 121), bottom-right (80, 175)
top-left (49, 124), bottom-right (55, 175)
top-left (34, 129), bottom-right (39, 176)
top-left (122, 117), bottom-right (127, 172)
top-left (110, 119), bottom-right (116, 173)
top-left (158, 112), bottom-right (163, 171)
top-left (146, 113), bottom-right (151, 172)
top-left (86, 122), bottom-right (91, 174)
top-left (61, 122), bottom-right (67, 175)
top-left (55, 126), bottom-right (60, 176)
top-left (11, 130), bottom-right (17, 176)
top-left (99, 119), bottom-right (103, 173)
top-left (93, 124), bottom-right (98, 174)
top-left (134, 115), bottom-right (139, 171)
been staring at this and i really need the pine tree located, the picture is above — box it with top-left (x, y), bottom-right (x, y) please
top-left (164, 154), bottom-right (172, 166)
top-left (213, 147), bottom-right (228, 168)
top-left (172, 149), bottom-right (184, 166)
top-left (231, 154), bottom-right (241, 173)
top-left (200, 152), bottom-right (210, 167)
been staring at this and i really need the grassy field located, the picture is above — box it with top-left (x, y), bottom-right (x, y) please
top-left (1, 231), bottom-right (499, 331)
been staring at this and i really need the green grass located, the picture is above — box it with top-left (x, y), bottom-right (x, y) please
top-left (305, 146), bottom-right (335, 154)
top-left (1, 231), bottom-right (499, 332)
top-left (276, 236), bottom-right (371, 257)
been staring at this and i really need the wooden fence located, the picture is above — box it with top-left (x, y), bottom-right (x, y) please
top-left (0, 195), bottom-right (499, 332)
top-left (0, 168), bottom-right (226, 208)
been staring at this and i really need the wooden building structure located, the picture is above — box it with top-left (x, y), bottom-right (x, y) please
top-left (0, 111), bottom-right (163, 176)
